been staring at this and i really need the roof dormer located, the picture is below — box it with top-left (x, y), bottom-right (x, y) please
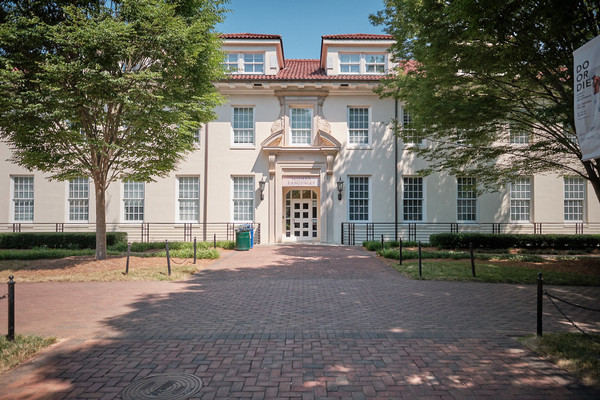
top-left (221, 33), bottom-right (285, 76)
top-left (320, 34), bottom-right (395, 77)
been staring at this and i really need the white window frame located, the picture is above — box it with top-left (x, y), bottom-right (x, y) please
top-left (225, 53), bottom-right (265, 74)
top-left (11, 176), bottom-right (34, 223)
top-left (401, 108), bottom-right (422, 145)
top-left (348, 176), bottom-right (371, 222)
top-left (509, 122), bottom-right (531, 145)
top-left (339, 53), bottom-right (387, 75)
top-left (564, 176), bottom-right (585, 222)
top-left (177, 176), bottom-right (200, 222)
top-left (403, 177), bottom-right (424, 222)
top-left (347, 107), bottom-right (371, 148)
top-left (68, 178), bottom-right (89, 222)
top-left (510, 177), bottom-right (532, 222)
top-left (232, 176), bottom-right (255, 222)
top-left (457, 177), bottom-right (477, 222)
top-left (289, 107), bottom-right (313, 146)
top-left (123, 180), bottom-right (145, 222)
top-left (231, 106), bottom-right (255, 147)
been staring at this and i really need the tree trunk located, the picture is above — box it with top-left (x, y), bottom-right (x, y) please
top-left (95, 182), bottom-right (107, 260)
top-left (584, 159), bottom-right (600, 207)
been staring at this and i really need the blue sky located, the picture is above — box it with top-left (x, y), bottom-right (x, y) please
top-left (216, 0), bottom-right (387, 59)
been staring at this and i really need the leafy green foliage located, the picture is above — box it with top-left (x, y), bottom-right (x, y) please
top-left (363, 240), bottom-right (420, 251)
top-left (372, 0), bottom-right (600, 202)
top-left (0, 0), bottom-right (227, 259)
top-left (0, 232), bottom-right (127, 249)
top-left (430, 233), bottom-right (600, 250)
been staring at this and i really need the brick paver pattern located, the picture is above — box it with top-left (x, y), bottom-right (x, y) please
top-left (0, 244), bottom-right (599, 399)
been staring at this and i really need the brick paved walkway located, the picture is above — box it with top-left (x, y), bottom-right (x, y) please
top-left (0, 244), bottom-right (599, 399)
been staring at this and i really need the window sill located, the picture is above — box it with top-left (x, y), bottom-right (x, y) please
top-left (230, 145), bottom-right (256, 150)
top-left (347, 145), bottom-right (373, 150)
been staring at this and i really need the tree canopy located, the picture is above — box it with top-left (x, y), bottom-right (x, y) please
top-left (0, 0), bottom-right (227, 258)
top-left (372, 0), bottom-right (600, 204)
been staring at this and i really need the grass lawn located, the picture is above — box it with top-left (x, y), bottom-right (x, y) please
top-left (0, 335), bottom-right (57, 374)
top-left (520, 333), bottom-right (600, 388)
top-left (377, 247), bottom-right (600, 286)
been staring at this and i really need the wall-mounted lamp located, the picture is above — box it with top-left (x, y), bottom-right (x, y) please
top-left (337, 178), bottom-right (344, 201)
top-left (259, 178), bottom-right (266, 200)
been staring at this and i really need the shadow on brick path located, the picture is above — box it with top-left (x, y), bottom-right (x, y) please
top-left (0, 244), bottom-right (599, 399)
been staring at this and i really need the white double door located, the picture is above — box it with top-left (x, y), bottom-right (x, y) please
top-left (285, 190), bottom-right (318, 241)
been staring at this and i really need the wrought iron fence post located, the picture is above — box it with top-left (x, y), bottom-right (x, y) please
top-left (537, 272), bottom-right (543, 337)
top-left (165, 240), bottom-right (171, 276)
top-left (418, 241), bottom-right (422, 278)
top-left (7, 275), bottom-right (15, 341)
top-left (399, 238), bottom-right (402, 266)
top-left (193, 237), bottom-right (197, 265)
top-left (470, 242), bottom-right (476, 278)
top-left (125, 242), bottom-right (131, 274)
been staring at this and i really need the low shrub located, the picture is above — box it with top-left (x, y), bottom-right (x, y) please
top-left (363, 240), bottom-right (421, 251)
top-left (0, 232), bottom-right (127, 250)
top-left (429, 233), bottom-right (600, 250)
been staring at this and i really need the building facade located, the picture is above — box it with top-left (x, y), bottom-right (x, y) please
top-left (1, 33), bottom-right (599, 244)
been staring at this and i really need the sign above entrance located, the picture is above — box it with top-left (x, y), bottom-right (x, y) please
top-left (282, 176), bottom-right (319, 187)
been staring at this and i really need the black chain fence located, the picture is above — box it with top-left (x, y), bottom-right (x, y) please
top-left (0, 294), bottom-right (6, 301)
top-left (544, 289), bottom-right (600, 344)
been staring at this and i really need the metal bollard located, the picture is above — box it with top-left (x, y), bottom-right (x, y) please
top-left (165, 240), bottom-right (171, 276)
top-left (125, 242), bottom-right (131, 274)
top-left (399, 238), bottom-right (402, 265)
top-left (193, 237), bottom-right (197, 265)
top-left (7, 276), bottom-right (15, 341)
top-left (537, 272), bottom-right (543, 336)
top-left (418, 241), bottom-right (422, 278)
top-left (381, 234), bottom-right (384, 251)
top-left (214, 233), bottom-right (216, 249)
top-left (470, 242), bottom-right (476, 278)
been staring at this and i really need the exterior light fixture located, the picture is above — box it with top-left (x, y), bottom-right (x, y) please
top-left (259, 178), bottom-right (266, 200)
top-left (337, 178), bottom-right (344, 201)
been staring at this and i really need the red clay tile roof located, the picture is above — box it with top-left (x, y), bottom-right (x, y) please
top-left (322, 33), bottom-right (393, 40)
top-left (220, 33), bottom-right (281, 40)
top-left (225, 59), bottom-right (386, 82)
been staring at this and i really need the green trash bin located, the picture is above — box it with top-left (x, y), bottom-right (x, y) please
top-left (235, 230), bottom-right (252, 251)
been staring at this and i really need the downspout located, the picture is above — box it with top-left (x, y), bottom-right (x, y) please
top-left (394, 98), bottom-right (399, 241)
top-left (203, 123), bottom-right (209, 241)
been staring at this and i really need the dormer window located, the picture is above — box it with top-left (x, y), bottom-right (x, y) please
top-left (339, 53), bottom-right (387, 75)
top-left (225, 53), bottom-right (264, 74)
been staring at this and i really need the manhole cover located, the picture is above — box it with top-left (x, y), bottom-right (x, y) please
top-left (121, 373), bottom-right (203, 400)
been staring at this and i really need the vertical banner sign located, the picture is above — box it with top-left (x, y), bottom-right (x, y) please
top-left (574, 34), bottom-right (600, 161)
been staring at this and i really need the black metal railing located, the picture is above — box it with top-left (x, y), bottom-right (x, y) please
top-left (0, 222), bottom-right (261, 244)
top-left (341, 222), bottom-right (600, 246)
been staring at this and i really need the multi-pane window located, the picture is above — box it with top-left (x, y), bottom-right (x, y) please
top-left (401, 108), bottom-right (420, 144)
top-left (510, 177), bottom-right (531, 221)
top-left (365, 54), bottom-right (386, 73)
top-left (233, 176), bottom-right (254, 221)
top-left (233, 107), bottom-right (254, 145)
top-left (69, 178), bottom-right (89, 221)
top-left (509, 123), bottom-right (530, 144)
top-left (290, 108), bottom-right (312, 145)
top-left (224, 53), bottom-right (264, 74)
top-left (340, 54), bottom-right (360, 73)
top-left (348, 107), bottom-right (369, 145)
top-left (564, 177), bottom-right (585, 222)
top-left (178, 177), bottom-right (199, 221)
top-left (457, 177), bottom-right (477, 222)
top-left (340, 53), bottom-right (386, 74)
top-left (349, 176), bottom-right (369, 221)
top-left (124, 181), bottom-right (144, 222)
top-left (243, 53), bottom-right (264, 73)
top-left (224, 53), bottom-right (238, 72)
top-left (12, 176), bottom-right (34, 222)
top-left (403, 177), bottom-right (423, 221)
